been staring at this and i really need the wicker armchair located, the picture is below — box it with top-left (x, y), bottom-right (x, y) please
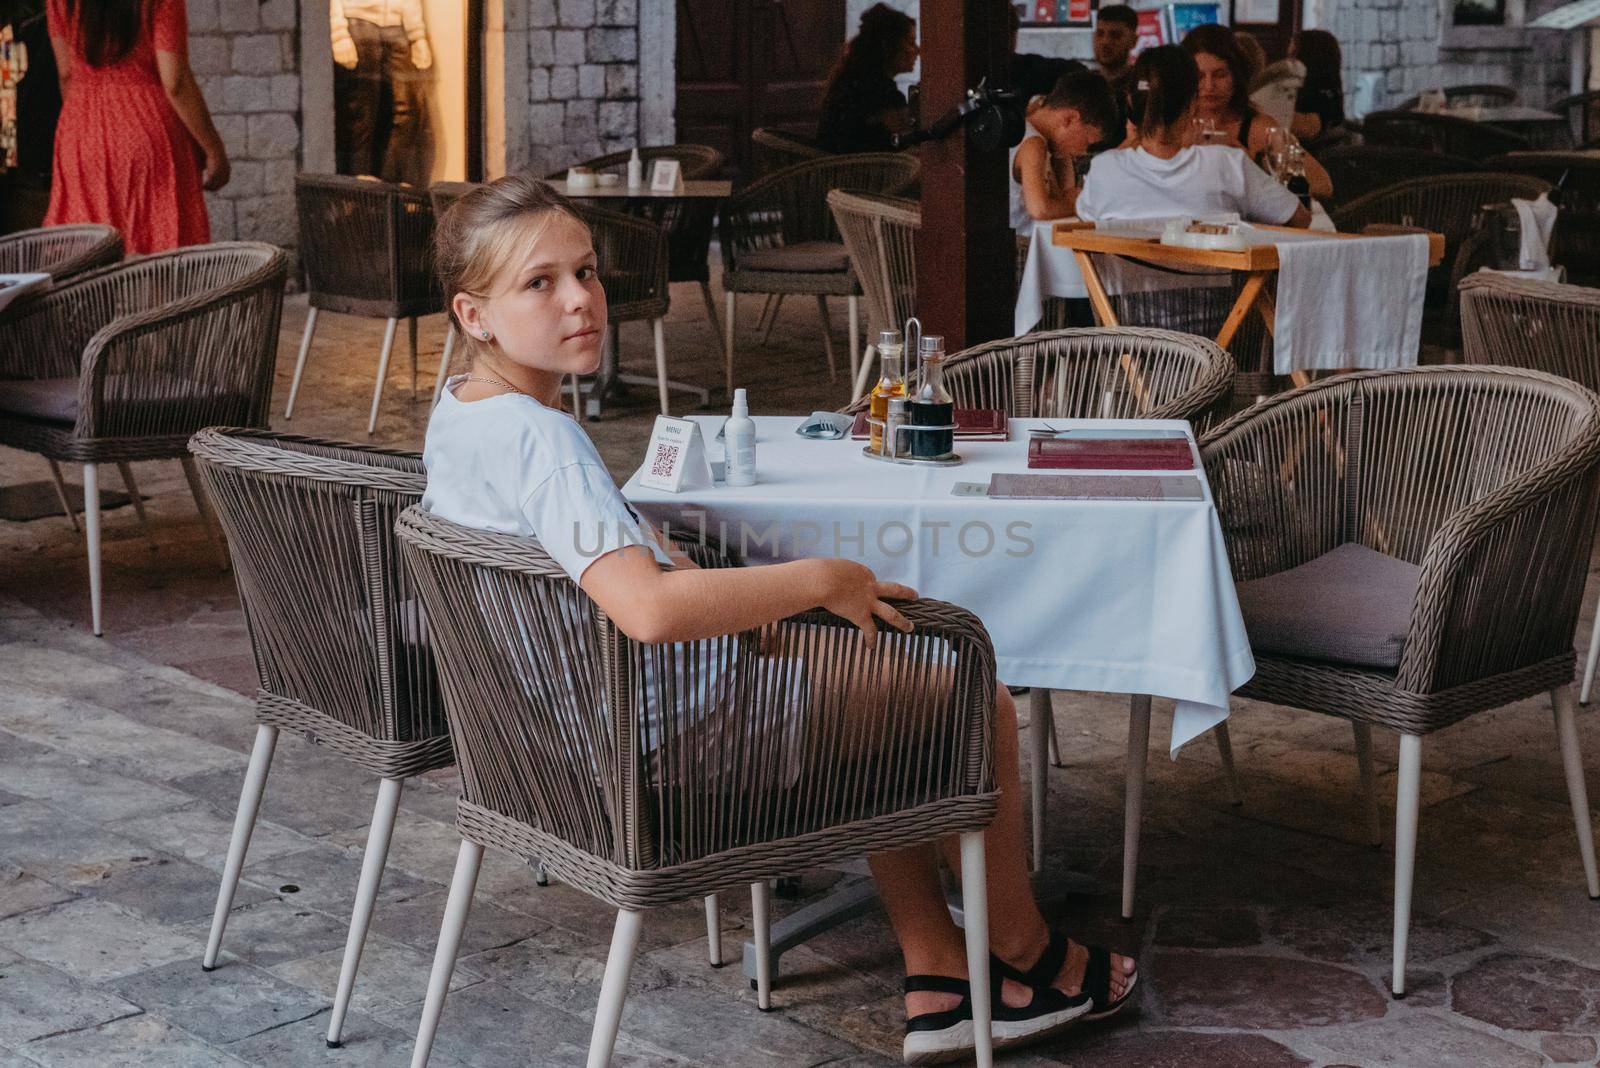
top-left (0, 243), bottom-right (287, 635)
top-left (1485, 152), bottom-right (1600, 285)
top-left (827, 190), bottom-right (918, 401)
top-left (0, 224), bottom-right (122, 282)
top-left (1201, 365), bottom-right (1600, 997)
top-left (289, 174), bottom-right (443, 435)
top-left (1362, 110), bottom-right (1531, 160)
top-left (721, 152), bottom-right (921, 398)
top-left (396, 507), bottom-right (1001, 1067)
top-left (1398, 84), bottom-right (1519, 110)
top-left (1319, 146), bottom-right (1477, 209)
top-left (1553, 89), bottom-right (1600, 150)
top-left (187, 428), bottom-right (449, 1047)
top-left (750, 126), bottom-right (832, 175)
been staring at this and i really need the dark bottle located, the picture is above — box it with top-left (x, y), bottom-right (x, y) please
top-left (1285, 143), bottom-right (1313, 210)
top-left (909, 334), bottom-right (954, 459)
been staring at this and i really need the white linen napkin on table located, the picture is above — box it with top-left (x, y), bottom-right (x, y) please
top-left (1270, 231), bottom-right (1430, 375)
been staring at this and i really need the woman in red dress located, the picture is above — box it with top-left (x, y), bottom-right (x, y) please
top-left (45, 0), bottom-right (229, 253)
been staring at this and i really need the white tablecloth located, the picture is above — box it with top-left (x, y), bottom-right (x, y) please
top-left (623, 416), bottom-right (1256, 756)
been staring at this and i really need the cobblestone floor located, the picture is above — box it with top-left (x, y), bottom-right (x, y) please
top-left (1, 282), bottom-right (1598, 1066)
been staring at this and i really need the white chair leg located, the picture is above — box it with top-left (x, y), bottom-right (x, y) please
top-left (587, 909), bottom-right (643, 1068)
top-left (652, 318), bottom-right (670, 416)
top-left (115, 462), bottom-right (151, 539)
top-left (1582, 617), bottom-right (1600, 704)
top-left (411, 839), bottom-right (483, 1068)
top-left (82, 463), bottom-right (103, 637)
top-left (1213, 720), bottom-right (1242, 806)
top-left (750, 881), bottom-right (773, 1010)
top-left (284, 306), bottom-right (319, 419)
top-left (568, 375), bottom-right (582, 417)
top-left (724, 291), bottom-right (737, 395)
top-left (367, 317), bottom-right (399, 435)
top-left (408, 316), bottom-right (419, 399)
top-left (46, 459), bottom-right (80, 532)
top-left (432, 325), bottom-right (456, 407)
top-left (180, 456), bottom-right (231, 572)
top-left (704, 893), bottom-right (722, 966)
top-left (1392, 732), bottom-right (1422, 998)
top-left (1029, 688), bottom-right (1049, 872)
top-left (853, 342), bottom-right (878, 404)
top-left (1122, 694), bottom-right (1152, 920)
top-left (1353, 721), bottom-right (1382, 847)
top-left (1552, 685), bottom-right (1600, 898)
top-left (814, 296), bottom-right (837, 381)
top-left (328, 777), bottom-right (403, 1047)
top-left (1047, 699), bottom-right (1066, 768)
top-left (846, 294), bottom-right (860, 391)
top-left (203, 723), bottom-right (278, 970)
top-left (959, 831), bottom-right (994, 1068)
top-left (698, 281), bottom-right (722, 338)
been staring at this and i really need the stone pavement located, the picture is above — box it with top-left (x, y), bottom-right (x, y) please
top-left (1, 282), bottom-right (1599, 1066)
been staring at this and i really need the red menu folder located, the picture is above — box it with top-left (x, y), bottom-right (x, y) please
top-left (850, 407), bottom-right (1008, 442)
top-left (1027, 436), bottom-right (1195, 470)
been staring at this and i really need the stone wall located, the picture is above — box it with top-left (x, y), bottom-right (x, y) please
top-left (515, 0), bottom-right (642, 176)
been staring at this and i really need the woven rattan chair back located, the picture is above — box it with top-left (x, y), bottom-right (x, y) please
top-left (569, 201), bottom-right (669, 325)
top-left (726, 153), bottom-right (921, 254)
top-left (1362, 110), bottom-right (1531, 160)
top-left (1460, 274), bottom-right (1600, 391)
top-left (1553, 90), bottom-right (1600, 149)
top-left (295, 173), bottom-right (442, 319)
top-left (827, 190), bottom-right (918, 343)
top-left (1319, 146), bottom-right (1477, 208)
top-left (751, 126), bottom-right (832, 175)
top-left (0, 224), bottom-right (122, 280)
top-left (1485, 152), bottom-right (1600, 284)
top-left (189, 428), bottom-right (450, 772)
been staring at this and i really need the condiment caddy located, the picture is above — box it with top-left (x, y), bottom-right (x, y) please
top-left (862, 317), bottom-right (963, 467)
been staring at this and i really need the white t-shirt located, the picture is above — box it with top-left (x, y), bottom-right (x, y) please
top-left (1008, 119), bottom-right (1046, 233)
top-left (421, 376), bottom-right (673, 582)
top-left (1076, 144), bottom-right (1301, 225)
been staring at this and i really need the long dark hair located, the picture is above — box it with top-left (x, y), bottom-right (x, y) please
top-left (1127, 45), bottom-right (1199, 138)
top-left (825, 2), bottom-right (913, 90)
top-left (1181, 23), bottom-right (1251, 118)
top-left (68, 0), bottom-right (147, 68)
top-left (1293, 29), bottom-right (1343, 95)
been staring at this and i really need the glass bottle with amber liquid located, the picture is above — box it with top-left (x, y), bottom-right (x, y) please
top-left (868, 329), bottom-right (906, 454)
top-left (909, 334), bottom-right (954, 459)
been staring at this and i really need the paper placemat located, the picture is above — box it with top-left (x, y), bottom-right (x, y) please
top-left (987, 473), bottom-right (1204, 501)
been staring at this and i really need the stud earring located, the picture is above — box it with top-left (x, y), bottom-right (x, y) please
top-left (480, 330), bottom-right (490, 340)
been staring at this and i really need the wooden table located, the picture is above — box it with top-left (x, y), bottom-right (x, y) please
top-left (542, 179), bottom-right (733, 199)
top-left (1052, 222), bottom-right (1446, 387)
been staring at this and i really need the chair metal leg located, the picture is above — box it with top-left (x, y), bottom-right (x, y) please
top-left (750, 881), bottom-right (773, 1009)
top-left (760, 294), bottom-right (785, 346)
top-left (587, 909), bottom-right (643, 1068)
top-left (959, 831), bottom-right (994, 1068)
top-left (652, 318), bottom-right (670, 415)
top-left (1353, 722), bottom-right (1382, 847)
top-left (328, 777), bottom-right (403, 1047)
top-left (1552, 686), bottom-right (1600, 899)
top-left (46, 459), bottom-right (79, 533)
top-left (568, 375), bottom-right (582, 417)
top-left (411, 839), bottom-right (483, 1068)
top-left (1122, 694), bottom-right (1152, 920)
top-left (1047, 699), bottom-right (1066, 768)
top-left (756, 293), bottom-right (777, 332)
top-left (853, 343), bottom-right (878, 405)
top-left (1392, 732), bottom-right (1422, 997)
top-left (1213, 720), bottom-right (1242, 806)
top-left (432, 325), bottom-right (456, 407)
top-left (846, 294), bottom-right (860, 392)
top-left (115, 462), bottom-right (151, 539)
top-left (284, 306), bottom-right (319, 419)
top-left (203, 723), bottom-right (278, 970)
top-left (408, 316), bottom-right (419, 399)
top-left (368, 317), bottom-right (399, 435)
top-left (1582, 617), bottom-right (1600, 704)
top-left (704, 893), bottom-right (723, 966)
top-left (180, 456), bottom-right (230, 571)
top-left (698, 281), bottom-right (722, 338)
top-left (1029, 688), bottom-right (1050, 872)
top-left (814, 296), bottom-right (837, 381)
top-left (724, 291), bottom-right (737, 395)
top-left (82, 464), bottom-right (103, 637)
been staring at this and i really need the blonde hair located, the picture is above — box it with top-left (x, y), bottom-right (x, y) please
top-left (433, 173), bottom-right (589, 369)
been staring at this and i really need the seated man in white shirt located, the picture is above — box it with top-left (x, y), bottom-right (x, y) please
top-left (1009, 71), bottom-right (1121, 232)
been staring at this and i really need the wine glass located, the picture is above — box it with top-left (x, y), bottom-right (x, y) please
top-left (1190, 115), bottom-right (1218, 146)
top-left (1263, 124), bottom-right (1291, 181)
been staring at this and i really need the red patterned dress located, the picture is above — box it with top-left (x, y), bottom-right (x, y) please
top-left (44, 0), bottom-right (210, 253)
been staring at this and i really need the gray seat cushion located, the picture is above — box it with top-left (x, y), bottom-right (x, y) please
top-left (740, 240), bottom-right (850, 273)
top-left (0, 375), bottom-right (250, 430)
top-left (0, 377), bottom-right (77, 423)
top-left (1236, 542), bottom-right (1421, 669)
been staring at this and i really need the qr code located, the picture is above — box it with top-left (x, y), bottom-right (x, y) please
top-left (651, 443), bottom-right (680, 477)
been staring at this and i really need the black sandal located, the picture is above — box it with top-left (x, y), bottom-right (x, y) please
top-left (987, 930), bottom-right (1094, 1050)
top-left (1080, 942), bottom-right (1139, 1021)
top-left (902, 975), bottom-right (975, 1065)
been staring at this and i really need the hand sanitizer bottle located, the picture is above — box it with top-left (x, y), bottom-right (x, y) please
top-left (627, 148), bottom-right (644, 189)
top-left (724, 388), bottom-right (757, 486)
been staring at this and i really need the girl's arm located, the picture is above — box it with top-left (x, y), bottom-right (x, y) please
top-left (50, 34), bottom-right (71, 97)
top-left (156, 50), bottom-right (230, 190)
top-left (1290, 111), bottom-right (1321, 142)
top-left (1016, 137), bottom-right (1078, 220)
top-left (580, 545), bottom-right (914, 648)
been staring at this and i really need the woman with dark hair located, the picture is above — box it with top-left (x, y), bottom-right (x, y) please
top-left (1181, 22), bottom-right (1331, 198)
top-left (816, 2), bottom-right (918, 154)
top-left (44, 0), bottom-right (228, 253)
top-left (1290, 29), bottom-right (1345, 143)
top-left (1077, 45), bottom-right (1311, 228)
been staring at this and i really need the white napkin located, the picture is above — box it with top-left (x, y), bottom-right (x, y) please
top-left (0, 273), bottom-right (50, 316)
top-left (1512, 193), bottom-right (1558, 271)
top-left (1270, 232), bottom-right (1429, 375)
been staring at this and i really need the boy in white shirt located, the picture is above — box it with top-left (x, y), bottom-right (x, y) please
top-left (1009, 71), bottom-right (1121, 232)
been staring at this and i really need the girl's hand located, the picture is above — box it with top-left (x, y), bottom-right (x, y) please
top-left (813, 559), bottom-right (916, 648)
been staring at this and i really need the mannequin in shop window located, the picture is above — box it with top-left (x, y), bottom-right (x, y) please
top-left (331, 0), bottom-right (434, 186)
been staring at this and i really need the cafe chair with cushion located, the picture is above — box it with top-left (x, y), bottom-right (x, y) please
top-left (0, 223), bottom-right (123, 284)
top-left (1485, 152), bottom-right (1600, 286)
top-left (1362, 110), bottom-right (1531, 161)
top-left (827, 189), bottom-right (919, 401)
top-left (187, 428), bottom-right (452, 1048)
top-left (721, 152), bottom-right (920, 399)
top-left (396, 507), bottom-right (1000, 1068)
top-left (1200, 365), bottom-right (1600, 997)
top-left (0, 242), bottom-right (287, 635)
top-left (1318, 146), bottom-right (1477, 210)
top-left (1553, 90), bottom-right (1600, 150)
top-left (288, 174), bottom-right (442, 435)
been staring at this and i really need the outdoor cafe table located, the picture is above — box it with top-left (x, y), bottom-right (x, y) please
top-left (624, 414), bottom-right (1257, 954)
